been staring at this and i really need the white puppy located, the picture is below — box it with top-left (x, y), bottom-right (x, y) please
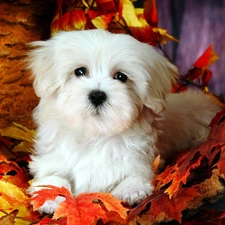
top-left (27, 29), bottom-right (221, 213)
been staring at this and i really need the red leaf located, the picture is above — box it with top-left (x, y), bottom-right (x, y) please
top-left (193, 44), bottom-right (219, 69)
top-left (0, 155), bottom-right (29, 189)
top-left (96, 0), bottom-right (117, 12)
top-left (144, 0), bottom-right (158, 27)
top-left (130, 25), bottom-right (158, 45)
top-left (150, 186), bottom-right (198, 223)
top-left (202, 69), bottom-right (212, 86)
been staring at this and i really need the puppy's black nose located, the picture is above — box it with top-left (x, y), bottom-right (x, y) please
top-left (89, 90), bottom-right (107, 107)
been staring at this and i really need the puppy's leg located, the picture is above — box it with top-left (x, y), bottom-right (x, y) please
top-left (111, 176), bottom-right (153, 205)
top-left (28, 175), bottom-right (72, 214)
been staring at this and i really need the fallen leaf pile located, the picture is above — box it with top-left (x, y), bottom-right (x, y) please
top-left (128, 108), bottom-right (225, 224)
top-left (0, 108), bottom-right (225, 224)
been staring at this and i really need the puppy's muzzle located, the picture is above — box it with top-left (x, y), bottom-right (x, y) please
top-left (89, 90), bottom-right (107, 107)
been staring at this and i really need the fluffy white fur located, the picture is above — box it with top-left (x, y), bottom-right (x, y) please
top-left (27, 29), bottom-right (221, 213)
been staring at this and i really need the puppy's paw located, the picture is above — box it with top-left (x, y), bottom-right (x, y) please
top-left (112, 177), bottom-right (153, 205)
top-left (119, 186), bottom-right (153, 205)
top-left (38, 196), bottom-right (66, 214)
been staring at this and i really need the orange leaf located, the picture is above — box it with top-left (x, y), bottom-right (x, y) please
top-left (54, 195), bottom-right (106, 225)
top-left (32, 186), bottom-right (128, 225)
top-left (31, 185), bottom-right (72, 211)
top-left (51, 10), bottom-right (87, 33)
top-left (193, 44), bottom-right (219, 69)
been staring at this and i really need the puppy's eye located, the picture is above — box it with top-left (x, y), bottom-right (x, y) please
top-left (114, 72), bottom-right (128, 83)
top-left (74, 67), bottom-right (86, 77)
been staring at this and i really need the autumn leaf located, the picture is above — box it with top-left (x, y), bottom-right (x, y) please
top-left (143, 0), bottom-right (158, 27)
top-left (119, 0), bottom-right (142, 27)
top-left (0, 155), bottom-right (29, 189)
top-left (37, 217), bottom-right (67, 225)
top-left (0, 210), bottom-right (18, 225)
top-left (0, 180), bottom-right (39, 225)
top-left (0, 123), bottom-right (35, 143)
top-left (52, 10), bottom-right (87, 34)
top-left (193, 44), bottom-right (219, 69)
top-left (32, 186), bottom-right (128, 225)
top-left (150, 186), bottom-right (198, 223)
top-left (0, 134), bottom-right (15, 159)
top-left (50, 0), bottom-right (178, 46)
top-left (0, 123), bottom-right (35, 154)
top-left (95, 0), bottom-right (117, 12)
top-left (128, 108), bottom-right (225, 224)
top-left (154, 108), bottom-right (225, 198)
top-left (91, 13), bottom-right (114, 29)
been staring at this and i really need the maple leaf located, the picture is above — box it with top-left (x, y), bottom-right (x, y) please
top-left (193, 44), bottom-right (219, 69)
top-left (150, 186), bottom-right (198, 223)
top-left (32, 186), bottom-right (128, 225)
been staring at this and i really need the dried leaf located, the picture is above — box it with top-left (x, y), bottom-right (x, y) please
top-left (0, 210), bottom-right (18, 225)
top-left (0, 123), bottom-right (35, 143)
top-left (150, 186), bottom-right (198, 223)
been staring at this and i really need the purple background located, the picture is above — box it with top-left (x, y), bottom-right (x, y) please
top-left (156, 0), bottom-right (225, 99)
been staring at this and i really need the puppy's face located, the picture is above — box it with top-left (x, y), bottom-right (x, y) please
top-left (28, 30), bottom-right (178, 137)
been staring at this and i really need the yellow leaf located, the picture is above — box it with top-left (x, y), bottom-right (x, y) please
top-left (153, 28), bottom-right (179, 44)
top-left (0, 181), bottom-right (30, 207)
top-left (92, 14), bottom-right (114, 29)
top-left (119, 0), bottom-right (142, 27)
top-left (0, 181), bottom-right (39, 225)
top-left (0, 123), bottom-right (35, 143)
top-left (12, 141), bottom-right (33, 154)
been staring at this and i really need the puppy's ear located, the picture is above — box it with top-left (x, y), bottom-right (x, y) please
top-left (27, 41), bottom-right (58, 98)
top-left (143, 47), bottom-right (178, 113)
